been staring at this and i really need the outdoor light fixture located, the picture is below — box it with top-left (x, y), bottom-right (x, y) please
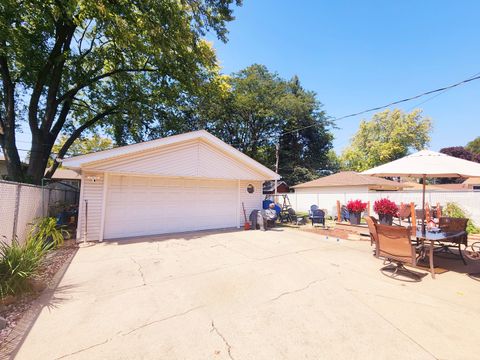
top-left (87, 175), bottom-right (102, 182)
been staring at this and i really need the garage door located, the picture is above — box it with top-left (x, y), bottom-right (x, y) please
top-left (103, 175), bottom-right (238, 239)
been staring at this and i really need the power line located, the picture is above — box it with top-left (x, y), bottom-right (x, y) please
top-left (3, 71), bottom-right (480, 154)
top-left (282, 72), bottom-right (480, 136)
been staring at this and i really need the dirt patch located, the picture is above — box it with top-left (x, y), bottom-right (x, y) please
top-left (0, 244), bottom-right (77, 346)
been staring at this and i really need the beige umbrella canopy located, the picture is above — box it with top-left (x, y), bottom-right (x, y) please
top-left (362, 150), bottom-right (480, 232)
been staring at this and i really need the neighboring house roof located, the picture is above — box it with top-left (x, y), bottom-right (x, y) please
top-left (463, 177), bottom-right (480, 185)
top-left (62, 130), bottom-right (280, 180)
top-left (50, 168), bottom-right (81, 180)
top-left (293, 171), bottom-right (407, 189)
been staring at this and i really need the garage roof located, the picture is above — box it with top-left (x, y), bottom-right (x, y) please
top-left (62, 130), bottom-right (280, 180)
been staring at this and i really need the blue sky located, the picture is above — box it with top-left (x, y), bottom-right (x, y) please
top-left (11, 1), bottom-right (480, 159)
top-left (209, 0), bottom-right (480, 153)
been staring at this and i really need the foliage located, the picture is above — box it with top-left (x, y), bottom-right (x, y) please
top-left (28, 217), bottom-right (69, 249)
top-left (443, 203), bottom-right (480, 234)
top-left (466, 137), bottom-right (480, 155)
top-left (0, 236), bottom-right (47, 298)
top-left (373, 198), bottom-right (398, 216)
top-left (346, 200), bottom-right (367, 213)
top-left (53, 134), bottom-right (113, 158)
top-left (48, 134), bottom-right (113, 168)
top-left (439, 146), bottom-right (480, 163)
top-left (0, 0), bottom-right (241, 184)
top-left (181, 65), bottom-right (334, 185)
top-left (341, 109), bottom-right (432, 172)
top-left (287, 166), bottom-right (319, 185)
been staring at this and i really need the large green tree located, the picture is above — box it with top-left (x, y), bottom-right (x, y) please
top-left (341, 109), bottom-right (432, 172)
top-left (193, 65), bottom-right (334, 184)
top-left (0, 0), bottom-right (241, 183)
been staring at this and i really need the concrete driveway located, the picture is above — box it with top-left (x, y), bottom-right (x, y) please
top-left (15, 228), bottom-right (480, 359)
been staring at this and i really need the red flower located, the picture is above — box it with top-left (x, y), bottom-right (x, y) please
top-left (346, 199), bottom-right (368, 213)
top-left (373, 198), bottom-right (398, 216)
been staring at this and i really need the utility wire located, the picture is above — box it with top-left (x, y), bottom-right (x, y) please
top-left (282, 72), bottom-right (480, 136)
top-left (3, 71), bottom-right (480, 155)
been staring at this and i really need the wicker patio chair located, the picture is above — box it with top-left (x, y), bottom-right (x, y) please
top-left (435, 217), bottom-right (469, 264)
top-left (394, 203), bottom-right (412, 226)
top-left (365, 216), bottom-right (379, 256)
top-left (375, 223), bottom-right (426, 281)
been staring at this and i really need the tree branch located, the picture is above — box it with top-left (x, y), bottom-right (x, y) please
top-left (57, 67), bottom-right (159, 104)
top-left (45, 106), bottom-right (119, 177)
top-left (29, 21), bottom-right (75, 135)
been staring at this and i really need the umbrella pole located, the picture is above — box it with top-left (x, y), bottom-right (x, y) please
top-left (422, 174), bottom-right (426, 234)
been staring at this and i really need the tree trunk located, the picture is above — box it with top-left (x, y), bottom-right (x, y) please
top-left (0, 55), bottom-right (24, 181)
top-left (26, 132), bottom-right (54, 184)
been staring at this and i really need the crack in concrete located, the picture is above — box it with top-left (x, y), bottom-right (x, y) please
top-left (130, 256), bottom-right (146, 286)
top-left (53, 332), bottom-right (119, 360)
top-left (268, 279), bottom-right (323, 303)
top-left (122, 305), bottom-right (203, 336)
top-left (210, 320), bottom-right (234, 360)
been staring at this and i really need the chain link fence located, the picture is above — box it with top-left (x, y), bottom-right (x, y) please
top-left (0, 180), bottom-right (79, 245)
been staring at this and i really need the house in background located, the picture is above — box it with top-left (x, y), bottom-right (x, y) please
top-left (291, 171), bottom-right (409, 215)
top-left (50, 168), bottom-right (81, 190)
top-left (463, 177), bottom-right (480, 191)
top-left (62, 130), bottom-right (280, 241)
top-left (0, 153), bottom-right (6, 178)
top-left (263, 180), bottom-right (290, 194)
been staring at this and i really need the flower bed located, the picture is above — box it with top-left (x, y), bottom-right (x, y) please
top-left (0, 244), bottom-right (77, 346)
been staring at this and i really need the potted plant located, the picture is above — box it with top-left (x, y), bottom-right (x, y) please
top-left (373, 198), bottom-right (398, 225)
top-left (346, 200), bottom-right (367, 225)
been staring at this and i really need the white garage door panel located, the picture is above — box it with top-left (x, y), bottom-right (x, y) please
top-left (104, 176), bottom-right (238, 239)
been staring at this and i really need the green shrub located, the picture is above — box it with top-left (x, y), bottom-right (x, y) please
top-left (28, 217), bottom-right (69, 249)
top-left (443, 202), bottom-right (480, 234)
top-left (0, 236), bottom-right (46, 298)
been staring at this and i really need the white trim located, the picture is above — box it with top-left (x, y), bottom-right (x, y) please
top-left (236, 179), bottom-right (241, 228)
top-left (62, 130), bottom-right (280, 180)
top-left (98, 172), bottom-right (109, 242)
top-left (76, 172), bottom-right (85, 242)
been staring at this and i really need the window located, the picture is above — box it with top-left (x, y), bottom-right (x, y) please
top-left (247, 184), bottom-right (255, 193)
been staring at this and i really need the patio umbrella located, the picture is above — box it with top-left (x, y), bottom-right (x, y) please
top-left (362, 150), bottom-right (480, 233)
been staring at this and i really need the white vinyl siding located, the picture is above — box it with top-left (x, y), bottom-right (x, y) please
top-left (84, 140), bottom-right (264, 180)
top-left (77, 171), bottom-right (104, 242)
top-left (239, 180), bottom-right (264, 225)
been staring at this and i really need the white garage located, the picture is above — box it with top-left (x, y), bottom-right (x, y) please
top-left (62, 130), bottom-right (280, 241)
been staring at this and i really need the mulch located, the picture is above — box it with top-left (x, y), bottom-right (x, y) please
top-left (0, 243), bottom-right (77, 347)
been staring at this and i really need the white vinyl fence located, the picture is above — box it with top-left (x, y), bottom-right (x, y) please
top-left (290, 190), bottom-right (480, 225)
top-left (0, 180), bottom-right (79, 245)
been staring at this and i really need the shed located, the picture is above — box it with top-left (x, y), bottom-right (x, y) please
top-left (62, 130), bottom-right (280, 241)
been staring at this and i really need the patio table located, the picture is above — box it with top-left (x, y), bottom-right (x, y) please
top-left (416, 230), bottom-right (467, 279)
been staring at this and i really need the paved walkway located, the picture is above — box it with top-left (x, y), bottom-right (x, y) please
top-left (14, 228), bottom-right (480, 359)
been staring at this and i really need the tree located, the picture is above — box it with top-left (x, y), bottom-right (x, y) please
top-left (52, 133), bottom-right (112, 157)
top-left (466, 137), bottom-right (480, 155)
top-left (0, 0), bottom-right (241, 183)
top-left (341, 109), bottom-right (432, 172)
top-left (440, 146), bottom-right (480, 163)
top-left (189, 65), bottom-right (334, 184)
